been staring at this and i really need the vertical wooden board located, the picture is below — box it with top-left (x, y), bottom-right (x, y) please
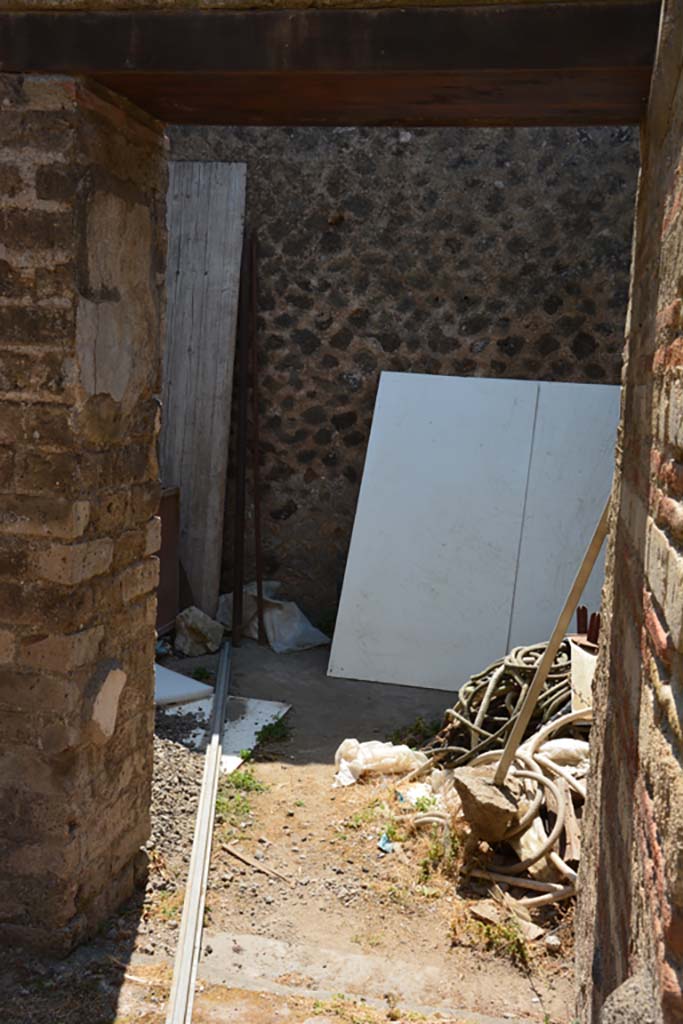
top-left (161, 161), bottom-right (247, 616)
top-left (507, 380), bottom-right (620, 650)
top-left (327, 372), bottom-right (537, 690)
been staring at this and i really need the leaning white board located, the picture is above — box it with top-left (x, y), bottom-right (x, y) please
top-left (328, 372), bottom-right (619, 691)
top-left (507, 381), bottom-right (620, 650)
top-left (328, 373), bottom-right (537, 689)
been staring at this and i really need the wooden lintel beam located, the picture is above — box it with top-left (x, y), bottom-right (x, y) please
top-left (0, 4), bottom-right (660, 126)
top-left (0, 5), bottom-right (660, 75)
top-left (89, 68), bottom-right (654, 127)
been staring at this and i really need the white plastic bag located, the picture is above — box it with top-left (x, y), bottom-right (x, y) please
top-left (216, 581), bottom-right (329, 654)
top-left (333, 738), bottom-right (428, 787)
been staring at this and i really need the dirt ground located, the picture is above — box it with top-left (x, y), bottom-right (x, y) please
top-left (0, 643), bottom-right (574, 1024)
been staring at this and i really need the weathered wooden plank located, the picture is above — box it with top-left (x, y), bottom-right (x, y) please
top-left (160, 161), bottom-right (246, 617)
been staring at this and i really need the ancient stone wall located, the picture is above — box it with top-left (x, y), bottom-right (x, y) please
top-left (0, 75), bottom-right (166, 952)
top-left (170, 125), bottom-right (639, 621)
top-left (576, 3), bottom-right (683, 1021)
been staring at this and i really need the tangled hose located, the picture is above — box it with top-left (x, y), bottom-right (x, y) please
top-left (465, 709), bottom-right (591, 906)
top-left (425, 640), bottom-right (575, 768)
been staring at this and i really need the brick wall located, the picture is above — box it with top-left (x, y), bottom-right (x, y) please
top-left (170, 125), bottom-right (638, 622)
top-left (0, 75), bottom-right (167, 952)
top-left (576, 3), bottom-right (683, 1021)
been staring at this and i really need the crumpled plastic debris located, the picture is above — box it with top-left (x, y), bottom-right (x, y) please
top-left (217, 581), bottom-right (329, 654)
top-left (377, 832), bottom-right (395, 854)
top-left (333, 738), bottom-right (428, 787)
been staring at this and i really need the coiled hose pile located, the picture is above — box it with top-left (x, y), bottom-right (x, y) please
top-left (425, 639), bottom-right (576, 769)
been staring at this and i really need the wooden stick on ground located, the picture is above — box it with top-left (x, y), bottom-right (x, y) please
top-left (493, 497), bottom-right (610, 785)
top-left (223, 842), bottom-right (292, 885)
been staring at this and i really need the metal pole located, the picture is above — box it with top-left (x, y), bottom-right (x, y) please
top-left (249, 233), bottom-right (266, 644)
top-left (232, 232), bottom-right (250, 645)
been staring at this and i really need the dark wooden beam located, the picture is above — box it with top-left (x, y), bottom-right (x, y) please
top-left (0, 4), bottom-right (660, 126)
top-left (88, 69), bottom-right (654, 127)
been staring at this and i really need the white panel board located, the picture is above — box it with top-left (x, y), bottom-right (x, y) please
top-left (507, 381), bottom-right (619, 649)
top-left (328, 372), bottom-right (537, 690)
top-left (155, 663), bottom-right (214, 706)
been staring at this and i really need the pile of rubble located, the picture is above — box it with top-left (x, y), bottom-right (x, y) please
top-left (332, 635), bottom-right (595, 938)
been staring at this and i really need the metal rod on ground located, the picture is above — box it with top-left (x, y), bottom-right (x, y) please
top-left (493, 497), bottom-right (611, 785)
top-left (232, 232), bottom-right (251, 646)
top-left (249, 232), bottom-right (266, 645)
top-left (166, 643), bottom-right (232, 1024)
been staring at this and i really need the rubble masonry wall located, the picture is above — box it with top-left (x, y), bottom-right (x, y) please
top-left (576, 3), bottom-right (683, 1021)
top-left (0, 74), bottom-right (167, 952)
top-left (170, 124), bottom-right (639, 622)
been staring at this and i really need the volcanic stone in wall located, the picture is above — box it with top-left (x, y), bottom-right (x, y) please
top-left (170, 125), bottom-right (639, 623)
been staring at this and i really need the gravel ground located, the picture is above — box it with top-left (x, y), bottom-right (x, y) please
top-left (149, 710), bottom-right (205, 863)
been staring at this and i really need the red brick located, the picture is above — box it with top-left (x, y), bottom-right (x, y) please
top-left (144, 516), bottom-right (161, 556)
top-left (87, 490), bottom-right (129, 535)
top-left (644, 589), bottom-right (673, 668)
top-left (0, 350), bottom-right (70, 397)
top-left (654, 337), bottom-right (683, 375)
top-left (34, 165), bottom-right (80, 203)
top-left (0, 260), bottom-right (31, 300)
top-left (0, 111), bottom-right (77, 154)
top-left (33, 264), bottom-right (75, 300)
top-left (656, 493), bottom-right (683, 544)
top-left (112, 528), bottom-right (146, 572)
top-left (110, 444), bottom-right (155, 488)
top-left (0, 402), bottom-right (23, 445)
top-left (0, 537), bottom-right (29, 577)
top-left (119, 558), bottom-right (160, 605)
top-left (0, 496), bottom-right (89, 540)
top-left (0, 305), bottom-right (75, 347)
top-left (32, 538), bottom-right (113, 585)
top-left (0, 446), bottom-right (13, 489)
top-left (0, 164), bottom-right (24, 199)
top-left (658, 458), bottom-right (683, 499)
top-left (22, 404), bottom-right (76, 449)
top-left (127, 482), bottom-right (161, 527)
top-left (657, 299), bottom-right (683, 342)
top-left (17, 625), bottom-right (103, 672)
top-left (14, 450), bottom-right (81, 497)
top-left (0, 208), bottom-right (73, 254)
top-left (0, 667), bottom-right (88, 717)
top-left (0, 628), bottom-right (14, 664)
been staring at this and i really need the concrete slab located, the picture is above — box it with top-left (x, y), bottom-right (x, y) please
top-left (163, 640), bottom-right (455, 765)
top-left (196, 931), bottom-right (536, 1024)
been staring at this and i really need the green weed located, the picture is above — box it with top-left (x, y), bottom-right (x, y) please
top-left (414, 795), bottom-right (437, 813)
top-left (255, 717), bottom-right (290, 745)
top-left (389, 715), bottom-right (441, 747)
top-left (476, 918), bottom-right (529, 968)
top-left (342, 799), bottom-right (382, 830)
top-left (215, 767), bottom-right (267, 826)
top-left (226, 767), bottom-right (267, 793)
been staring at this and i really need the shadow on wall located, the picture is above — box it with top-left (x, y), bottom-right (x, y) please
top-left (0, 892), bottom-right (150, 1024)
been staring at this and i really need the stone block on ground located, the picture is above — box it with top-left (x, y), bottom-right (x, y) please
top-left (452, 764), bottom-right (521, 842)
top-left (174, 605), bottom-right (224, 656)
